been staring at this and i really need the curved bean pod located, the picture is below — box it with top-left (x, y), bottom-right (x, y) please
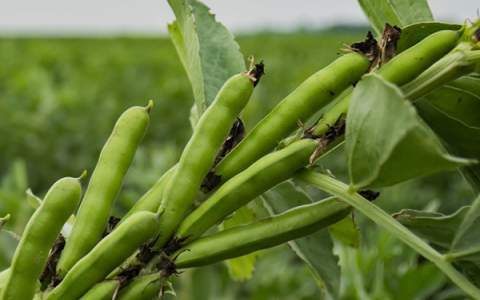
top-left (175, 139), bottom-right (318, 244)
top-left (153, 70), bottom-right (258, 249)
top-left (175, 197), bottom-right (350, 268)
top-left (57, 102), bottom-right (152, 277)
top-left (214, 52), bottom-right (370, 181)
top-left (1, 176), bottom-right (82, 300)
top-left (47, 211), bottom-right (159, 300)
top-left (313, 29), bottom-right (461, 136)
top-left (79, 280), bottom-right (119, 300)
top-left (117, 273), bottom-right (162, 300)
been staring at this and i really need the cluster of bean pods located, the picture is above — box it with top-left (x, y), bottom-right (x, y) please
top-left (1, 23), bottom-right (478, 299)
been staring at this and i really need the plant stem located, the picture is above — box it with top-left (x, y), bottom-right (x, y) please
top-left (296, 170), bottom-right (480, 299)
top-left (403, 49), bottom-right (480, 100)
top-left (445, 245), bottom-right (480, 262)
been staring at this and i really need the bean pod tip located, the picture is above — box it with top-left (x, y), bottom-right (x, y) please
top-left (78, 169), bottom-right (88, 181)
top-left (145, 99), bottom-right (154, 113)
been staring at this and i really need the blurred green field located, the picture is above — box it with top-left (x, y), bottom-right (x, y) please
top-left (0, 31), bottom-right (474, 299)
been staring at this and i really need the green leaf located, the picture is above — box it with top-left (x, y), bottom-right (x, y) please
top-left (167, 0), bottom-right (245, 119)
top-left (395, 263), bottom-right (447, 300)
top-left (357, 0), bottom-right (433, 35)
top-left (449, 195), bottom-right (480, 261)
top-left (220, 206), bottom-right (258, 281)
top-left (346, 73), bottom-right (473, 189)
top-left (394, 206), bottom-right (469, 249)
top-left (262, 181), bottom-right (341, 298)
top-left (425, 82), bottom-right (480, 129)
top-left (416, 78), bottom-right (480, 193)
top-left (397, 22), bottom-right (462, 53)
top-left (329, 214), bottom-right (360, 248)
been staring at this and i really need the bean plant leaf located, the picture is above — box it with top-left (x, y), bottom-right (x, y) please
top-left (220, 206), bottom-right (258, 281)
top-left (357, 0), bottom-right (433, 36)
top-left (167, 0), bottom-right (245, 124)
top-left (261, 181), bottom-right (342, 298)
top-left (396, 22), bottom-right (462, 53)
top-left (450, 195), bottom-right (480, 261)
top-left (394, 206), bottom-right (470, 249)
top-left (346, 74), bottom-right (474, 189)
top-left (417, 76), bottom-right (480, 193)
top-left (329, 214), bottom-right (360, 248)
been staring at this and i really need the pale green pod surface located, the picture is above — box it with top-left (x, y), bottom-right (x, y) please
top-left (120, 165), bottom-right (176, 222)
top-left (215, 52), bottom-right (369, 181)
top-left (1, 177), bottom-right (82, 300)
top-left (79, 280), bottom-right (119, 300)
top-left (378, 30), bottom-right (460, 86)
top-left (57, 103), bottom-right (151, 278)
top-left (175, 197), bottom-right (350, 268)
top-left (117, 273), bottom-right (162, 300)
top-left (46, 212), bottom-right (159, 300)
top-left (176, 139), bottom-right (318, 243)
top-left (154, 73), bottom-right (255, 249)
top-left (312, 29), bottom-right (461, 137)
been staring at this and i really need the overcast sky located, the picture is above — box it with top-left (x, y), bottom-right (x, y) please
top-left (0, 0), bottom-right (477, 34)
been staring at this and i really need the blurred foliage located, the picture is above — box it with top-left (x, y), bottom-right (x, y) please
top-left (0, 31), bottom-right (475, 298)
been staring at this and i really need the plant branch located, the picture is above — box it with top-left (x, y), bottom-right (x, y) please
top-left (296, 170), bottom-right (480, 299)
top-left (403, 49), bottom-right (480, 100)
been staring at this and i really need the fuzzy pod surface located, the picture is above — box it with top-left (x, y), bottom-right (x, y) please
top-left (154, 72), bottom-right (257, 249)
top-left (46, 211), bottom-right (159, 300)
top-left (57, 102), bottom-right (152, 277)
top-left (175, 139), bottom-right (318, 244)
top-left (175, 196), bottom-right (350, 268)
top-left (1, 177), bottom-right (82, 300)
top-left (215, 52), bottom-right (370, 181)
top-left (313, 29), bottom-right (461, 136)
top-left (117, 273), bottom-right (162, 300)
top-left (79, 280), bottom-right (119, 300)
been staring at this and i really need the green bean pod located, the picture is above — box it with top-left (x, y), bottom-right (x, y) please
top-left (215, 52), bottom-right (370, 181)
top-left (46, 212), bottom-right (159, 300)
top-left (154, 71), bottom-right (258, 249)
top-left (175, 139), bottom-right (318, 244)
top-left (57, 102), bottom-right (152, 277)
top-left (121, 166), bottom-right (176, 222)
top-left (1, 176), bottom-right (82, 300)
top-left (79, 280), bottom-right (119, 300)
top-left (117, 273), bottom-right (162, 300)
top-left (313, 29), bottom-right (461, 136)
top-left (175, 197), bottom-right (350, 268)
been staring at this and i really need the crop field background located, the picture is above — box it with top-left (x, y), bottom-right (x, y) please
top-left (0, 31), bottom-right (475, 299)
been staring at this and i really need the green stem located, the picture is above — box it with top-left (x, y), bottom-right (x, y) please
top-left (403, 49), bottom-right (480, 100)
top-left (446, 245), bottom-right (480, 262)
top-left (296, 170), bottom-right (480, 299)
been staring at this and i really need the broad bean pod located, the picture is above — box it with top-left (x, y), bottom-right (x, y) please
top-left (214, 52), bottom-right (370, 181)
top-left (1, 176), bottom-right (82, 300)
top-left (313, 29), bottom-right (461, 136)
top-left (47, 211), bottom-right (159, 300)
top-left (57, 102), bottom-right (152, 277)
top-left (175, 139), bottom-right (318, 244)
top-left (154, 69), bottom-right (260, 249)
top-left (117, 273), bottom-right (162, 300)
top-left (175, 196), bottom-right (350, 268)
top-left (79, 280), bottom-right (118, 300)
